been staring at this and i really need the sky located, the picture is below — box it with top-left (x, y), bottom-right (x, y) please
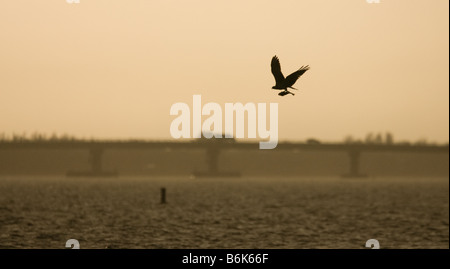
top-left (0, 0), bottom-right (448, 143)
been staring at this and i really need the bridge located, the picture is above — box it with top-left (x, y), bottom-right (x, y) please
top-left (0, 140), bottom-right (448, 177)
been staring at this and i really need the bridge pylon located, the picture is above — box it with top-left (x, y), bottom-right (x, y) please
top-left (66, 146), bottom-right (118, 177)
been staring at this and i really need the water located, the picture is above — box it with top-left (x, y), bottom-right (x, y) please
top-left (0, 176), bottom-right (448, 249)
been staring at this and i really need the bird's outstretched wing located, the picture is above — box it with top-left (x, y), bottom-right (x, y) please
top-left (285, 65), bottom-right (310, 87)
top-left (271, 56), bottom-right (285, 86)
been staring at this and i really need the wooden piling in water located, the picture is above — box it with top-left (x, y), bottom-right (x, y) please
top-left (160, 188), bottom-right (166, 204)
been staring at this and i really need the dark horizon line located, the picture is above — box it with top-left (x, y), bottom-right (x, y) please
top-left (0, 132), bottom-right (448, 146)
top-left (0, 138), bottom-right (448, 147)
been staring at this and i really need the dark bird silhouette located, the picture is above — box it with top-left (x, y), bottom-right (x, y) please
top-left (271, 55), bottom-right (310, 96)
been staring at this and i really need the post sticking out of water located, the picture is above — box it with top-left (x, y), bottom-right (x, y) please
top-left (160, 188), bottom-right (166, 204)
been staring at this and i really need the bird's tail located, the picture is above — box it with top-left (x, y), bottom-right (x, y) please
top-left (289, 86), bottom-right (299, 90)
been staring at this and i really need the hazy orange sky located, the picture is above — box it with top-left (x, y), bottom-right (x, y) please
top-left (0, 0), bottom-right (448, 143)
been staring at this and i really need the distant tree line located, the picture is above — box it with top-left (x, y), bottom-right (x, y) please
top-left (343, 132), bottom-right (445, 146)
top-left (0, 132), bottom-right (83, 142)
top-left (0, 131), bottom-right (447, 146)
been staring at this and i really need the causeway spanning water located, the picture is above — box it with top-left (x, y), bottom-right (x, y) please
top-left (0, 176), bottom-right (448, 249)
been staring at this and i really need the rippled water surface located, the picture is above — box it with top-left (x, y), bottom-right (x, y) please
top-left (0, 176), bottom-right (448, 249)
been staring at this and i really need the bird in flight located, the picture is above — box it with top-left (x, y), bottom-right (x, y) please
top-left (271, 55), bottom-right (310, 96)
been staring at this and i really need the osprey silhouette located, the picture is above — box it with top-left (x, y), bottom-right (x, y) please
top-left (271, 55), bottom-right (309, 96)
